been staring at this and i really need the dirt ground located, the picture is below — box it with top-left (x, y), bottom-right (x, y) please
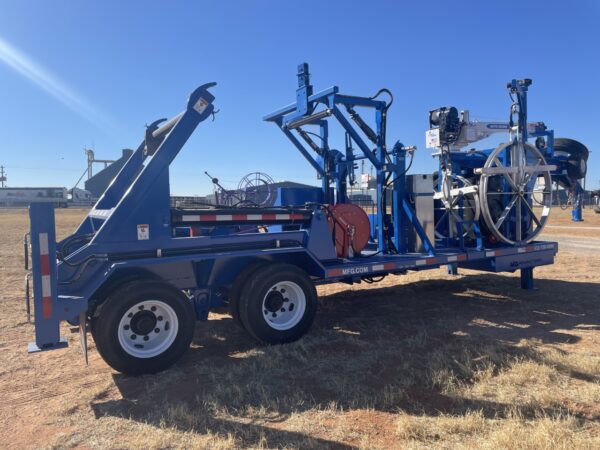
top-left (1, 207), bottom-right (599, 449)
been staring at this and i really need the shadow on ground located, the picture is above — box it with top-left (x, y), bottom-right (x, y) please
top-left (91, 273), bottom-right (600, 448)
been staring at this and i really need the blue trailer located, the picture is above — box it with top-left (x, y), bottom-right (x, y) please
top-left (24, 67), bottom-right (580, 375)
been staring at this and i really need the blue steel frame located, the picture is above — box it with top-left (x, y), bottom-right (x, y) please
top-left (264, 63), bottom-right (434, 255)
top-left (26, 69), bottom-right (560, 354)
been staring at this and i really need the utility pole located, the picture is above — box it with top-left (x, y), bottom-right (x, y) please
top-left (0, 165), bottom-right (6, 187)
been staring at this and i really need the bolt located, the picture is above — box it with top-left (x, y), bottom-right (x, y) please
top-left (138, 305), bottom-right (144, 310)
top-left (157, 316), bottom-right (163, 321)
top-left (124, 325), bottom-right (130, 330)
top-left (264, 310), bottom-right (268, 315)
top-left (280, 308), bottom-right (285, 312)
top-left (283, 297), bottom-right (289, 302)
top-left (154, 328), bottom-right (160, 333)
top-left (280, 288), bottom-right (286, 293)
top-left (143, 336), bottom-right (149, 341)
top-left (128, 312), bottom-right (133, 318)
top-left (151, 306), bottom-right (157, 312)
top-left (272, 312), bottom-right (277, 318)
top-left (131, 334), bottom-right (137, 340)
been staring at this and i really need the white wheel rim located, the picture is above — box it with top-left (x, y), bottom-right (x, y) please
top-left (262, 281), bottom-right (306, 331)
top-left (117, 300), bottom-right (179, 358)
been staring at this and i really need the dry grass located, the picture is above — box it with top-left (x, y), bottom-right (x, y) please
top-left (0, 207), bottom-right (599, 449)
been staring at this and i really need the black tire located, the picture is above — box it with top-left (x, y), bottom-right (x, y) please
top-left (238, 264), bottom-right (317, 344)
top-left (228, 261), bottom-right (269, 329)
top-left (91, 280), bottom-right (195, 375)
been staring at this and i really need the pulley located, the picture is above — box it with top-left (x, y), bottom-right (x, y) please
top-left (477, 142), bottom-right (554, 245)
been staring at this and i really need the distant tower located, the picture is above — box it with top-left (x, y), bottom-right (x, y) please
top-left (0, 165), bottom-right (6, 187)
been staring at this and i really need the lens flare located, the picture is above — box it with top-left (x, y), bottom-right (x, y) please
top-left (0, 36), bottom-right (111, 129)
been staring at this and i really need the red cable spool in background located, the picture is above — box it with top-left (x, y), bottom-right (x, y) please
top-left (326, 204), bottom-right (371, 258)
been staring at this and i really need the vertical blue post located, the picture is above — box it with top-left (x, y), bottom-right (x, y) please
top-left (375, 108), bottom-right (386, 252)
top-left (393, 143), bottom-right (406, 253)
top-left (520, 267), bottom-right (534, 290)
top-left (28, 203), bottom-right (67, 352)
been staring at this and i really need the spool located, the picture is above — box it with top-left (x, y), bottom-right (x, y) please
top-left (326, 204), bottom-right (371, 258)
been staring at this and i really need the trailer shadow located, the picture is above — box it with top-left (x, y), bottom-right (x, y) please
top-left (91, 273), bottom-right (600, 447)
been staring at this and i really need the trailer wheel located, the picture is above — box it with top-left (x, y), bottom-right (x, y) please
top-left (91, 280), bottom-right (195, 375)
top-left (239, 264), bottom-right (317, 344)
top-left (229, 261), bottom-right (269, 328)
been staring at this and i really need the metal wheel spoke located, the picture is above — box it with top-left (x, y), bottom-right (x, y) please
top-left (495, 194), bottom-right (519, 229)
top-left (522, 197), bottom-right (542, 227)
top-left (516, 196), bottom-right (522, 242)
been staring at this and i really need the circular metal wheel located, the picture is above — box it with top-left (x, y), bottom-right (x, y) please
top-left (117, 300), bottom-right (179, 358)
top-left (237, 172), bottom-right (275, 207)
top-left (238, 264), bottom-right (317, 345)
top-left (479, 142), bottom-right (553, 245)
top-left (91, 280), bottom-right (195, 375)
top-left (262, 281), bottom-right (307, 331)
top-left (434, 174), bottom-right (480, 240)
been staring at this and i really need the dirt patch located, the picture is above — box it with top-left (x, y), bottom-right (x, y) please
top-left (1, 208), bottom-right (599, 448)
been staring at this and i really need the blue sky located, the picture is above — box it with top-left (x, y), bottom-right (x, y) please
top-left (0, 0), bottom-right (598, 194)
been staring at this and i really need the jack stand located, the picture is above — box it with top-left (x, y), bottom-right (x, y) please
top-left (520, 267), bottom-right (535, 290)
top-left (447, 263), bottom-right (458, 276)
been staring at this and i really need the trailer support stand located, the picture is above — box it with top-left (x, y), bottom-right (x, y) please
top-left (520, 267), bottom-right (534, 290)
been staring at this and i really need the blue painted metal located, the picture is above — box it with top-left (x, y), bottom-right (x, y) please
top-left (28, 203), bottom-right (86, 351)
top-left (25, 66), bottom-right (562, 359)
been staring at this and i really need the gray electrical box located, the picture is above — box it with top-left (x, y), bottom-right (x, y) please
top-left (405, 174), bottom-right (434, 253)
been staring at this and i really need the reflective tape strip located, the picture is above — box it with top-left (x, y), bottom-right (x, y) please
top-left (39, 233), bottom-right (49, 255)
top-left (486, 251), bottom-right (496, 257)
top-left (42, 297), bottom-right (52, 318)
top-left (39, 233), bottom-right (52, 318)
top-left (41, 275), bottom-right (51, 297)
top-left (371, 264), bottom-right (384, 271)
top-left (517, 247), bottom-right (526, 253)
top-left (179, 213), bottom-right (309, 222)
top-left (447, 255), bottom-right (458, 262)
top-left (416, 259), bottom-right (427, 266)
top-left (181, 215), bottom-right (202, 221)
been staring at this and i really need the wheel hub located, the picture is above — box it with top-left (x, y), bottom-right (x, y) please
top-left (264, 290), bottom-right (284, 312)
top-left (130, 310), bottom-right (157, 335)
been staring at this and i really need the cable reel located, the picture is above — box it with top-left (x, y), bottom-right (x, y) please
top-left (434, 173), bottom-right (480, 240)
top-left (478, 141), bottom-right (553, 245)
top-left (237, 172), bottom-right (275, 207)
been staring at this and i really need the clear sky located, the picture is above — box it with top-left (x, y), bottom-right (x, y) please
top-left (0, 0), bottom-right (598, 194)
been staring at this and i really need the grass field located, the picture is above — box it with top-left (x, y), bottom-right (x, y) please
top-left (1, 208), bottom-right (599, 449)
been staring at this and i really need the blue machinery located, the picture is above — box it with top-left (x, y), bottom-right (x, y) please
top-left (24, 65), bottom-right (586, 374)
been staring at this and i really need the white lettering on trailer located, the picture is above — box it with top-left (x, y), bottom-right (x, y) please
top-left (341, 266), bottom-right (369, 275)
top-left (137, 224), bottom-right (150, 240)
